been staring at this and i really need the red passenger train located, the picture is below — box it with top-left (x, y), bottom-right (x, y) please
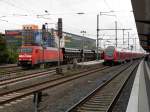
top-left (18, 45), bottom-right (100, 67)
top-left (104, 46), bottom-right (144, 64)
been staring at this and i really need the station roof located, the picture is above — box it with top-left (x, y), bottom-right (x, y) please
top-left (131, 0), bottom-right (150, 52)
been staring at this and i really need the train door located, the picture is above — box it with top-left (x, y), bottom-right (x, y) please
top-left (118, 52), bottom-right (120, 62)
top-left (35, 49), bottom-right (41, 64)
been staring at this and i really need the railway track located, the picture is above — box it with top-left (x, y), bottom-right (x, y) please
top-left (0, 62), bottom-right (103, 82)
top-left (0, 64), bottom-right (69, 81)
top-left (0, 64), bottom-right (17, 69)
top-left (0, 66), bottom-right (23, 76)
top-left (0, 69), bottom-right (56, 87)
top-left (0, 66), bottom-right (60, 82)
top-left (0, 65), bottom-right (110, 106)
top-left (66, 62), bottom-right (139, 112)
top-left (0, 63), bottom-right (105, 86)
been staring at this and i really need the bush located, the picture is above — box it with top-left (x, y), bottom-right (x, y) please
top-left (0, 34), bottom-right (18, 64)
top-left (7, 48), bottom-right (18, 63)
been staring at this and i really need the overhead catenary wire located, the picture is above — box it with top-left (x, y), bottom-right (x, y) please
top-left (103, 0), bottom-right (114, 12)
top-left (0, 0), bottom-right (40, 15)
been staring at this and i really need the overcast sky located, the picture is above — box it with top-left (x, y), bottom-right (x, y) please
top-left (0, 0), bottom-right (142, 50)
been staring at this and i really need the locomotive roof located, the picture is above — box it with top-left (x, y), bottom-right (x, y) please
top-left (105, 46), bottom-right (143, 53)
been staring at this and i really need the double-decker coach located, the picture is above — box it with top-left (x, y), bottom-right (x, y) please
top-left (104, 46), bottom-right (144, 65)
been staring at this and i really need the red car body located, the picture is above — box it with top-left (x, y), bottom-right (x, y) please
top-left (18, 45), bottom-right (63, 66)
top-left (104, 46), bottom-right (144, 64)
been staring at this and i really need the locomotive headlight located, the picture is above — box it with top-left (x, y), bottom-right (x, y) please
top-left (19, 55), bottom-right (23, 60)
top-left (19, 55), bottom-right (23, 58)
top-left (27, 55), bottom-right (32, 60)
top-left (26, 55), bottom-right (32, 58)
top-left (19, 55), bottom-right (32, 60)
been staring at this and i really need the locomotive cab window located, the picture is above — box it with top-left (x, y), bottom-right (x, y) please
top-left (19, 48), bottom-right (32, 53)
top-left (105, 47), bottom-right (114, 56)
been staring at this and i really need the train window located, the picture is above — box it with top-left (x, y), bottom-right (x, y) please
top-left (20, 48), bottom-right (32, 53)
top-left (105, 47), bottom-right (114, 56)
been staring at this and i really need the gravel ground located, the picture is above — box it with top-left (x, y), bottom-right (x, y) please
top-left (111, 66), bottom-right (138, 112)
top-left (0, 64), bottom-right (66, 80)
top-left (0, 64), bottom-right (104, 96)
top-left (0, 64), bottom-right (127, 112)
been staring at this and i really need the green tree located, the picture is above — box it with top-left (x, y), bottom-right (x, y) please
top-left (0, 34), bottom-right (18, 64)
top-left (7, 44), bottom-right (18, 63)
top-left (0, 34), bottom-right (9, 63)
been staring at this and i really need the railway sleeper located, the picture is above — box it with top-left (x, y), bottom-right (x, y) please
top-left (82, 103), bottom-right (109, 108)
top-left (85, 102), bottom-right (110, 105)
top-left (78, 106), bottom-right (107, 111)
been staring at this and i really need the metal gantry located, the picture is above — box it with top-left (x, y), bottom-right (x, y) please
top-left (99, 28), bottom-right (132, 48)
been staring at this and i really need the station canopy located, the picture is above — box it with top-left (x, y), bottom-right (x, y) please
top-left (131, 0), bottom-right (150, 52)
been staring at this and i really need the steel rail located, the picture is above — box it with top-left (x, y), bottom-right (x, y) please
top-left (0, 66), bottom-right (110, 105)
top-left (0, 64), bottom-right (68, 82)
top-left (66, 62), bottom-right (139, 112)
top-left (0, 67), bottom-right (23, 75)
top-left (0, 70), bottom-right (56, 86)
top-left (0, 64), bottom-right (17, 69)
top-left (0, 64), bottom-right (105, 86)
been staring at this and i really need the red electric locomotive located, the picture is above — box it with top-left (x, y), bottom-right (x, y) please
top-left (18, 45), bottom-right (63, 67)
top-left (104, 46), bottom-right (144, 65)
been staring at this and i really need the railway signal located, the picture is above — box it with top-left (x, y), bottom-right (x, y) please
top-left (42, 24), bottom-right (46, 68)
top-left (80, 30), bottom-right (86, 62)
top-left (58, 18), bottom-right (62, 39)
top-left (42, 24), bottom-right (46, 41)
top-left (56, 18), bottom-right (63, 74)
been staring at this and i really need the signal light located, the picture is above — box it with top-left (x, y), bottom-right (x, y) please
top-left (58, 18), bottom-right (63, 38)
top-left (42, 24), bottom-right (46, 41)
top-left (42, 24), bottom-right (46, 30)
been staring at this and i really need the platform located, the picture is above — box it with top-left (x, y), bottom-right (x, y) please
top-left (126, 60), bottom-right (150, 112)
top-left (77, 60), bottom-right (104, 66)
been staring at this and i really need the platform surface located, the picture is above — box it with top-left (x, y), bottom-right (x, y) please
top-left (77, 60), bottom-right (104, 65)
top-left (126, 60), bottom-right (150, 112)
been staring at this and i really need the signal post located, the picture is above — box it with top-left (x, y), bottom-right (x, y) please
top-left (56, 18), bottom-right (63, 74)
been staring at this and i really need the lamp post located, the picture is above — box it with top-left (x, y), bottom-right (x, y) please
top-left (128, 32), bottom-right (130, 50)
top-left (80, 30), bottom-right (86, 62)
top-left (115, 21), bottom-right (117, 47)
top-left (96, 14), bottom-right (99, 60)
